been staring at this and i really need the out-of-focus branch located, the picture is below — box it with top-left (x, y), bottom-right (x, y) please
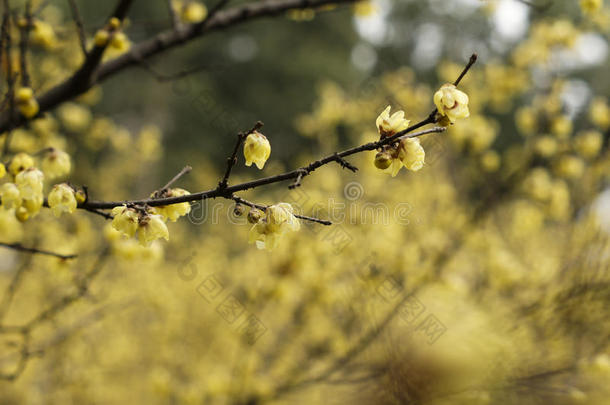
top-left (67, 0), bottom-right (87, 55)
top-left (0, 242), bottom-right (77, 259)
top-left (0, 0), bottom-right (359, 134)
top-left (17, 0), bottom-right (32, 87)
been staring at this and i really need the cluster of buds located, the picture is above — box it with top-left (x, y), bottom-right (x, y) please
top-left (111, 205), bottom-right (170, 247)
top-left (373, 106), bottom-right (425, 176)
top-left (0, 150), bottom-right (75, 221)
top-left (247, 203), bottom-right (300, 251)
top-left (15, 87), bottom-right (40, 119)
top-left (94, 17), bottom-right (130, 52)
top-left (243, 131), bottom-right (271, 170)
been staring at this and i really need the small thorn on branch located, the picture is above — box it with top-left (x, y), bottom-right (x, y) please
top-left (333, 153), bottom-right (358, 172)
top-left (288, 169), bottom-right (307, 189)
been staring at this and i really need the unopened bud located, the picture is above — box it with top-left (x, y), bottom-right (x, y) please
top-left (247, 208), bottom-right (264, 224)
top-left (374, 151), bottom-right (393, 170)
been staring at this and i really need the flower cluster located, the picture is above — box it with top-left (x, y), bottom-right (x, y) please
top-left (247, 203), bottom-right (300, 251)
top-left (373, 106), bottom-right (424, 176)
top-left (1, 151), bottom-right (74, 222)
top-left (111, 205), bottom-right (170, 247)
top-left (94, 17), bottom-right (131, 58)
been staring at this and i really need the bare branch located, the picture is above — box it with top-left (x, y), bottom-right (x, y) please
top-left (0, 0), bottom-right (360, 134)
top-left (0, 242), bottom-right (77, 259)
top-left (67, 0), bottom-right (87, 55)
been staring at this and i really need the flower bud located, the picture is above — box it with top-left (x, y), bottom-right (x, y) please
top-left (94, 30), bottom-right (110, 46)
top-left (247, 208), bottom-right (264, 224)
top-left (233, 204), bottom-right (245, 217)
top-left (374, 151), bottom-right (393, 170)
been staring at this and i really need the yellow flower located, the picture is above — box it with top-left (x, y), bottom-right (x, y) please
top-left (42, 148), bottom-right (71, 180)
top-left (110, 32), bottom-right (131, 52)
top-left (94, 30), bottom-right (110, 47)
top-left (589, 97), bottom-right (610, 130)
top-left (15, 87), bottom-right (39, 118)
top-left (0, 163), bottom-right (5, 179)
top-left (111, 205), bottom-right (139, 238)
top-left (8, 153), bottom-right (34, 175)
top-left (398, 138), bottom-right (425, 172)
top-left (48, 183), bottom-right (77, 217)
top-left (22, 195), bottom-right (43, 218)
top-left (515, 107), bottom-right (537, 135)
top-left (376, 105), bottom-right (410, 137)
top-left (353, 1), bottom-right (376, 17)
top-left (481, 150), bottom-right (501, 172)
top-left (154, 188), bottom-right (192, 222)
top-left (137, 214), bottom-right (169, 247)
top-left (523, 168), bottom-right (552, 201)
top-left (555, 155), bottom-right (585, 179)
top-left (551, 115), bottom-right (572, 139)
top-left (174, 0), bottom-right (208, 23)
top-left (533, 135), bottom-right (558, 158)
top-left (15, 168), bottom-right (44, 200)
top-left (434, 84), bottom-right (470, 124)
top-left (0, 183), bottom-right (22, 210)
top-left (581, 0), bottom-right (603, 15)
top-left (59, 103), bottom-right (92, 132)
top-left (244, 131), bottom-right (271, 169)
top-left (31, 20), bottom-right (57, 49)
top-left (574, 130), bottom-right (603, 159)
top-left (248, 203), bottom-right (300, 250)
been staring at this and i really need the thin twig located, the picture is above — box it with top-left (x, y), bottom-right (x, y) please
top-left (155, 165), bottom-right (192, 196)
top-left (67, 0), bottom-right (87, 55)
top-left (0, 242), bottom-right (77, 259)
top-left (17, 0), bottom-right (32, 87)
top-left (232, 195), bottom-right (332, 226)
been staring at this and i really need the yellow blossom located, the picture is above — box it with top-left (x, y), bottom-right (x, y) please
top-left (137, 214), bottom-right (169, 246)
top-left (174, 1), bottom-right (208, 23)
top-left (589, 97), bottom-right (610, 130)
top-left (434, 84), bottom-right (470, 124)
top-left (353, 1), bottom-right (376, 17)
top-left (15, 168), bottom-right (44, 200)
top-left (153, 188), bottom-right (192, 222)
top-left (59, 103), bottom-right (92, 132)
top-left (481, 150), bottom-right (501, 172)
top-left (15, 87), bottom-right (39, 119)
top-left (574, 130), bottom-right (603, 159)
top-left (515, 107), bottom-right (537, 135)
top-left (398, 138), bottom-right (425, 172)
top-left (533, 136), bottom-right (558, 158)
top-left (581, 0), bottom-right (603, 15)
top-left (110, 32), bottom-right (131, 52)
top-left (248, 203), bottom-right (300, 250)
top-left (111, 205), bottom-right (139, 238)
top-left (373, 151), bottom-right (393, 170)
top-left (48, 183), bottom-right (77, 217)
top-left (9, 153), bottom-right (35, 176)
top-left (376, 105), bottom-right (410, 137)
top-left (244, 131), bottom-right (271, 169)
top-left (523, 168), bottom-right (553, 201)
top-left (21, 194), bottom-right (43, 218)
top-left (42, 148), bottom-right (71, 179)
top-left (31, 20), bottom-right (57, 49)
top-left (0, 183), bottom-right (22, 210)
top-left (555, 155), bottom-right (585, 179)
top-left (94, 30), bottom-right (110, 47)
top-left (551, 115), bottom-right (572, 139)
top-left (0, 163), bottom-right (5, 179)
